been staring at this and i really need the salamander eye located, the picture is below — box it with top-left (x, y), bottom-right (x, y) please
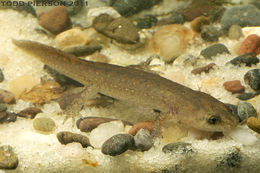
top-left (207, 114), bottom-right (221, 125)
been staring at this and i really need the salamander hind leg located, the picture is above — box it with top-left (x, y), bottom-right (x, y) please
top-left (57, 86), bottom-right (98, 126)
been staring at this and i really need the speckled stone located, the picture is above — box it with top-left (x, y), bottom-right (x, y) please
top-left (200, 43), bottom-right (230, 59)
top-left (0, 145), bottom-right (18, 169)
top-left (33, 117), bottom-right (56, 132)
top-left (237, 101), bottom-right (257, 122)
top-left (244, 69), bottom-right (260, 91)
top-left (236, 92), bottom-right (260, 101)
top-left (111, 0), bottom-right (162, 17)
top-left (135, 15), bottom-right (157, 29)
top-left (0, 68), bottom-right (4, 82)
top-left (57, 131), bottom-right (91, 148)
top-left (217, 149), bottom-right (241, 169)
top-left (201, 25), bottom-right (222, 42)
top-left (134, 128), bottom-right (153, 151)
top-left (101, 134), bottom-right (135, 156)
top-left (0, 103), bottom-right (7, 112)
top-left (229, 53), bottom-right (259, 67)
top-left (221, 4), bottom-right (260, 31)
top-left (93, 14), bottom-right (139, 44)
top-left (162, 142), bottom-right (193, 154)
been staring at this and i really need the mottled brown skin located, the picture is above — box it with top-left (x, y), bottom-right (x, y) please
top-left (12, 39), bottom-right (239, 132)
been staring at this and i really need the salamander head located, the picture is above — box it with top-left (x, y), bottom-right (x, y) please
top-left (176, 91), bottom-right (239, 132)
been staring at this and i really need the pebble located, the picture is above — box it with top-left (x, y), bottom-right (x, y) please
top-left (135, 15), bottom-right (157, 29)
top-left (56, 131), bottom-right (91, 148)
top-left (209, 7), bottom-right (226, 23)
top-left (225, 103), bottom-right (238, 117)
top-left (93, 14), bottom-right (139, 44)
top-left (201, 25), bottom-right (221, 42)
top-left (247, 117), bottom-right (260, 134)
top-left (0, 89), bottom-right (15, 104)
top-left (87, 6), bottom-right (121, 24)
top-left (229, 53), bottom-right (259, 67)
top-left (55, 28), bottom-right (92, 48)
top-left (63, 43), bottom-right (102, 56)
top-left (44, 65), bottom-right (83, 87)
top-left (134, 128), bottom-right (153, 151)
top-left (0, 112), bottom-right (17, 124)
top-left (60, 0), bottom-right (84, 15)
top-left (181, 0), bottom-right (219, 21)
top-left (77, 117), bottom-right (132, 132)
top-left (237, 101), bottom-right (257, 122)
top-left (0, 145), bottom-right (18, 169)
top-left (111, 0), bottom-right (162, 17)
top-left (128, 121), bottom-right (153, 136)
top-left (162, 142), bottom-right (193, 154)
top-left (190, 16), bottom-right (210, 33)
top-left (244, 69), bottom-right (260, 91)
top-left (191, 63), bottom-right (215, 75)
top-left (223, 80), bottom-right (245, 93)
top-left (0, 103), bottom-right (7, 112)
top-left (236, 92), bottom-right (260, 101)
top-left (238, 34), bottom-right (260, 56)
top-left (228, 25), bottom-right (243, 40)
top-left (157, 13), bottom-right (184, 26)
top-left (0, 68), bottom-right (4, 82)
top-left (20, 80), bottom-right (65, 105)
top-left (101, 134), bottom-right (135, 156)
top-left (150, 24), bottom-right (193, 62)
top-left (38, 6), bottom-right (72, 35)
top-left (33, 117), bottom-right (56, 132)
top-left (200, 43), bottom-right (230, 59)
top-left (17, 107), bottom-right (42, 119)
top-left (217, 149), bottom-right (241, 169)
top-left (221, 4), bottom-right (260, 31)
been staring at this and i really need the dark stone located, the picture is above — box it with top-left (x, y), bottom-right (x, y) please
top-left (93, 14), bottom-right (139, 44)
top-left (0, 112), bottom-right (17, 124)
top-left (101, 134), bottom-right (135, 156)
top-left (200, 43), bottom-right (230, 59)
top-left (56, 131), bottom-right (91, 148)
top-left (111, 0), bottom-right (162, 17)
top-left (0, 89), bottom-right (15, 104)
top-left (60, 0), bottom-right (84, 15)
top-left (201, 25), bottom-right (222, 42)
top-left (63, 43), bottom-right (102, 56)
top-left (236, 92), bottom-right (260, 101)
top-left (244, 69), bottom-right (260, 91)
top-left (229, 53), bottom-right (259, 67)
top-left (218, 150), bottom-right (242, 169)
top-left (44, 65), bottom-right (83, 87)
top-left (0, 145), bottom-right (19, 169)
top-left (0, 103), bottom-right (7, 112)
top-left (162, 142), bottom-right (193, 154)
top-left (136, 15), bottom-right (157, 29)
top-left (209, 7), bottom-right (226, 23)
top-left (237, 101), bottom-right (257, 122)
top-left (0, 68), bottom-right (4, 82)
top-left (225, 103), bottom-right (238, 117)
top-left (221, 4), bottom-right (260, 31)
top-left (17, 107), bottom-right (42, 119)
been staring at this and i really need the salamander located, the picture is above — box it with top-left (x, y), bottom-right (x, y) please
top-left (12, 39), bottom-right (239, 132)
